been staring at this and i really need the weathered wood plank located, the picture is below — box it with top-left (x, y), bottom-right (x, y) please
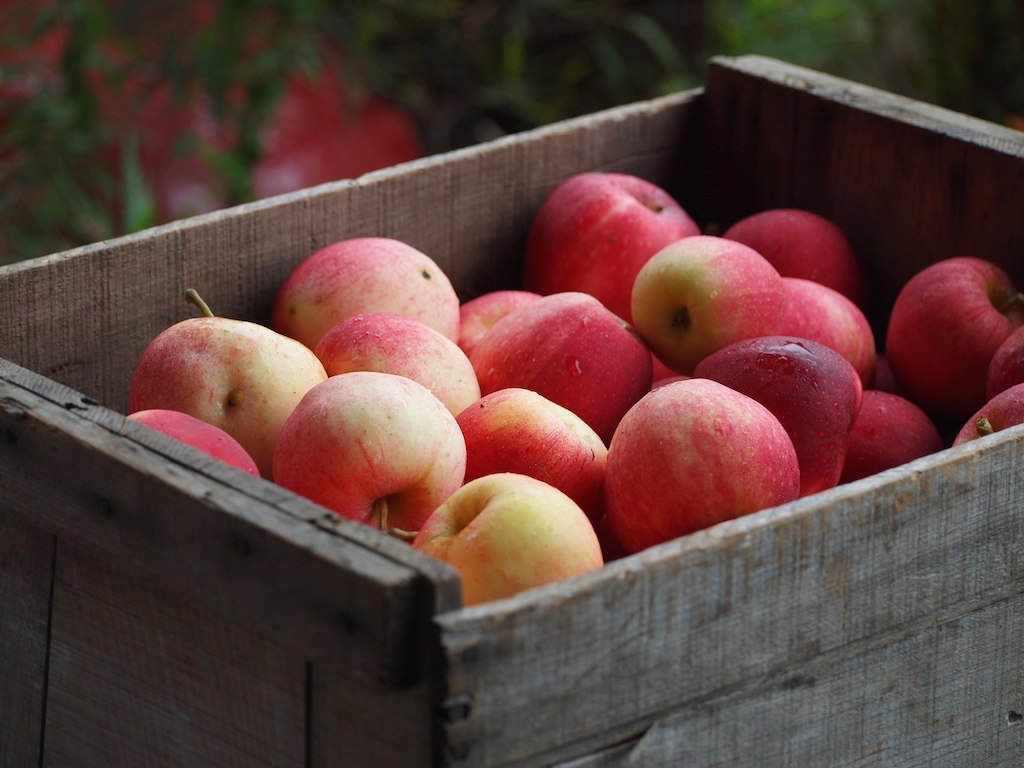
top-left (0, 513), bottom-right (54, 767)
top-left (0, 87), bottom-right (703, 416)
top-left (43, 542), bottom-right (307, 768)
top-left (437, 425), bottom-right (1024, 767)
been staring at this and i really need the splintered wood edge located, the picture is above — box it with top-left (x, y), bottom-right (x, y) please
top-left (0, 357), bottom-right (460, 687)
top-left (710, 55), bottom-right (1024, 156)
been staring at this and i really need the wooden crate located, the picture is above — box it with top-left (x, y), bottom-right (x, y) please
top-left (3, 55), bottom-right (1024, 767)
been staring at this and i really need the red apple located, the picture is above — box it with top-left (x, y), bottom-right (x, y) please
top-left (314, 312), bottom-right (480, 416)
top-left (457, 289), bottom-right (541, 359)
top-left (777, 277), bottom-right (877, 386)
top-left (886, 257), bottom-right (1024, 425)
top-left (521, 172), bottom-right (700, 322)
top-left (694, 336), bottom-right (863, 497)
top-left (270, 237), bottom-right (460, 351)
top-left (630, 235), bottom-right (787, 374)
top-left (272, 372), bottom-right (466, 534)
top-left (412, 473), bottom-right (603, 606)
top-left (722, 208), bottom-right (868, 308)
top-left (604, 378), bottom-right (800, 554)
top-left (128, 409), bottom-right (260, 475)
top-left (986, 326), bottom-right (1024, 399)
top-left (839, 390), bottom-right (944, 482)
top-left (129, 290), bottom-right (327, 477)
top-left (469, 291), bottom-right (652, 444)
top-left (871, 354), bottom-right (902, 395)
top-left (456, 388), bottom-right (607, 523)
top-left (953, 382), bottom-right (1024, 445)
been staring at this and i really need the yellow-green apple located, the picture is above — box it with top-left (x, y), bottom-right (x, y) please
top-left (129, 290), bottom-right (327, 477)
top-left (272, 371), bottom-right (466, 534)
top-left (886, 257), bottom-right (1024, 426)
top-left (604, 378), bottom-right (800, 554)
top-left (412, 473), bottom-right (603, 605)
top-left (987, 326), bottom-right (1024, 399)
top-left (468, 291), bottom-right (652, 444)
top-left (456, 388), bottom-right (607, 523)
top-left (521, 172), bottom-right (700, 322)
top-left (270, 236), bottom-right (460, 350)
top-left (630, 235), bottom-right (787, 374)
top-left (722, 207), bottom-right (868, 309)
top-left (777, 277), bottom-right (877, 386)
top-left (839, 390), bottom-right (943, 483)
top-left (314, 311), bottom-right (480, 416)
top-left (694, 336), bottom-right (862, 497)
top-left (458, 290), bottom-right (541, 359)
top-left (953, 382), bottom-right (1024, 445)
top-left (128, 409), bottom-right (260, 475)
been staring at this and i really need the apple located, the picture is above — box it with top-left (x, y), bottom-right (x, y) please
top-left (521, 172), bottom-right (700, 322)
top-left (953, 382), bottom-right (1024, 445)
top-left (412, 473), bottom-right (603, 606)
top-left (694, 336), bottom-right (863, 497)
top-left (314, 312), bottom-right (480, 416)
top-left (272, 371), bottom-right (466, 534)
top-left (129, 289), bottom-right (327, 477)
top-left (629, 235), bottom-right (787, 374)
top-left (604, 378), bottom-right (800, 554)
top-left (127, 409), bottom-right (260, 475)
top-left (722, 207), bottom-right (868, 308)
top-left (458, 289), bottom-right (541, 359)
top-left (270, 237), bottom-right (460, 351)
top-left (839, 390), bottom-right (944, 482)
top-left (987, 326), bottom-right (1024, 399)
top-left (469, 291), bottom-right (652, 444)
top-left (871, 353), bottom-right (902, 395)
top-left (650, 352), bottom-right (679, 382)
top-left (456, 388), bottom-right (607, 523)
top-left (886, 257), bottom-right (1024, 425)
top-left (777, 277), bottom-right (877, 386)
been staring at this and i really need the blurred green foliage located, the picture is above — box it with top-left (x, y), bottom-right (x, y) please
top-left (1, 0), bottom-right (1021, 264)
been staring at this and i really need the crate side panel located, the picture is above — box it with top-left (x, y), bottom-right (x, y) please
top-left (555, 589), bottom-right (1024, 768)
top-left (702, 55), bottom-right (1024, 327)
top-left (0, 89), bottom-right (701, 414)
top-left (437, 429), bottom-right (1024, 767)
top-left (0, 513), bottom-right (53, 766)
top-left (43, 542), bottom-right (306, 768)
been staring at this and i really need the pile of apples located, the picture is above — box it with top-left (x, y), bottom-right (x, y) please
top-left (127, 171), bottom-right (1024, 605)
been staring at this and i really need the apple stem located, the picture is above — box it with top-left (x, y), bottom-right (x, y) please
top-left (185, 288), bottom-right (216, 318)
top-left (976, 416), bottom-right (995, 436)
top-left (999, 292), bottom-right (1024, 315)
top-left (373, 497), bottom-right (418, 541)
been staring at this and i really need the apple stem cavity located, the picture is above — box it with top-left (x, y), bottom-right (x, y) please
top-left (373, 497), bottom-right (417, 541)
top-left (976, 416), bottom-right (995, 436)
top-left (999, 291), bottom-right (1024, 315)
top-left (185, 288), bottom-right (216, 319)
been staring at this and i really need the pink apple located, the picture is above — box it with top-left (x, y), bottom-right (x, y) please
top-left (722, 207), bottom-right (868, 308)
top-left (456, 388), bottom-right (607, 523)
top-left (458, 290), bottom-right (541, 359)
top-left (604, 378), bottom-right (800, 554)
top-left (953, 382), bottom-right (1024, 445)
top-left (777, 276), bottom-right (877, 386)
top-left (886, 257), bottom-right (1024, 425)
top-left (469, 291), bottom-right (652, 444)
top-left (272, 371), bottom-right (466, 534)
top-left (839, 390), bottom-right (944, 482)
top-left (314, 312), bottom-right (480, 416)
top-left (412, 473), bottom-right (603, 606)
top-left (629, 235), bottom-right (787, 374)
top-left (694, 336), bottom-right (863, 497)
top-left (128, 409), bottom-right (260, 475)
top-left (521, 172), bottom-right (700, 322)
top-left (986, 326), bottom-right (1024, 399)
top-left (270, 237), bottom-right (460, 350)
top-left (129, 290), bottom-right (327, 477)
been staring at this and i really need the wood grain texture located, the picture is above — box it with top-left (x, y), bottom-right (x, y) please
top-left (701, 55), bottom-right (1024, 327)
top-left (437, 426), bottom-right (1024, 767)
top-left (0, 87), bottom-right (703, 415)
top-left (0, 513), bottom-right (54, 767)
